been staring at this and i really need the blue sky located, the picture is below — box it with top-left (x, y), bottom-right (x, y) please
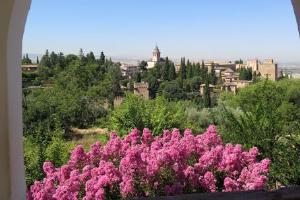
top-left (23, 0), bottom-right (300, 63)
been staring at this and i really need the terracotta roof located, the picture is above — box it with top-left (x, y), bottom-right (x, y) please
top-left (223, 68), bottom-right (234, 73)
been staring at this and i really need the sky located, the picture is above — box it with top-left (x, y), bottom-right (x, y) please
top-left (23, 0), bottom-right (300, 63)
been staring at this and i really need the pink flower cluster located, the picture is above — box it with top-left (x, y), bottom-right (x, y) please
top-left (27, 125), bottom-right (271, 200)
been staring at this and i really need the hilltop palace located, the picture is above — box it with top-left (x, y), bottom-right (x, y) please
top-left (118, 45), bottom-right (279, 98)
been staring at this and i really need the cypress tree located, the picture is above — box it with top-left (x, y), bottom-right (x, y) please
top-left (201, 60), bottom-right (205, 69)
top-left (22, 53), bottom-right (32, 64)
top-left (180, 57), bottom-right (187, 80)
top-left (50, 51), bottom-right (58, 66)
top-left (87, 51), bottom-right (96, 63)
top-left (100, 52), bottom-right (105, 64)
top-left (168, 62), bottom-right (176, 80)
top-left (36, 56), bottom-right (39, 64)
top-left (187, 59), bottom-right (193, 79)
top-left (134, 72), bottom-right (142, 83)
top-left (210, 66), bottom-right (217, 85)
top-left (40, 49), bottom-right (51, 67)
top-left (79, 48), bottom-right (84, 58)
top-left (162, 57), bottom-right (170, 80)
top-left (58, 52), bottom-right (65, 68)
top-left (203, 78), bottom-right (211, 108)
top-left (45, 49), bottom-right (49, 57)
top-left (195, 62), bottom-right (201, 76)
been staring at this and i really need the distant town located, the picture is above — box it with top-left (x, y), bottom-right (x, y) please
top-left (120, 46), bottom-right (281, 96)
top-left (22, 45), bottom-right (298, 101)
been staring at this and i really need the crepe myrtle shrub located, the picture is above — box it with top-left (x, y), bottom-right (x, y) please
top-left (27, 125), bottom-right (271, 200)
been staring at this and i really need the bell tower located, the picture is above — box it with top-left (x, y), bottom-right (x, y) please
top-left (152, 45), bottom-right (161, 62)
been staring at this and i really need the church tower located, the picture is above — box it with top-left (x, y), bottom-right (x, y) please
top-left (152, 45), bottom-right (161, 62)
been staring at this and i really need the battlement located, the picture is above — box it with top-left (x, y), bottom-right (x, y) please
top-left (134, 82), bottom-right (149, 99)
top-left (134, 82), bottom-right (149, 89)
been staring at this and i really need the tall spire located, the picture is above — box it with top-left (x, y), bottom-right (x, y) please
top-left (152, 44), bottom-right (160, 62)
top-left (153, 44), bottom-right (160, 53)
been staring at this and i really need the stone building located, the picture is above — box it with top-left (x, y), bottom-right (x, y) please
top-left (236, 59), bottom-right (278, 81)
top-left (147, 45), bottom-right (163, 69)
top-left (21, 64), bottom-right (37, 72)
top-left (134, 82), bottom-right (149, 99)
top-left (246, 60), bottom-right (259, 71)
top-left (258, 59), bottom-right (278, 81)
top-left (199, 84), bottom-right (215, 96)
top-left (221, 68), bottom-right (239, 83)
top-left (220, 68), bottom-right (252, 94)
top-left (120, 64), bottom-right (139, 77)
top-left (221, 82), bottom-right (238, 94)
top-left (103, 96), bottom-right (125, 109)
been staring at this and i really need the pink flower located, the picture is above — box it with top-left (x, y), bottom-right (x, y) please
top-left (43, 162), bottom-right (55, 177)
top-left (87, 141), bottom-right (102, 166)
top-left (142, 128), bottom-right (153, 145)
top-left (120, 176), bottom-right (135, 197)
top-left (27, 126), bottom-right (271, 200)
top-left (223, 177), bottom-right (240, 192)
top-left (68, 145), bottom-right (88, 169)
top-left (200, 171), bottom-right (217, 192)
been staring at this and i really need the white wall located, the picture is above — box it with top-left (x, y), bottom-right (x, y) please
top-left (0, 0), bottom-right (31, 199)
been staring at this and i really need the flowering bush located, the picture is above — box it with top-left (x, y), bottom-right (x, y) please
top-left (27, 125), bottom-right (271, 200)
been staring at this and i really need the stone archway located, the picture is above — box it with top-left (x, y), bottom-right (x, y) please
top-left (0, 0), bottom-right (31, 199)
top-left (0, 0), bottom-right (299, 199)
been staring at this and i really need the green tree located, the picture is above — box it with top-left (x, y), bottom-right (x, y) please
top-left (57, 52), bottom-right (66, 68)
top-left (209, 67), bottom-right (217, 85)
top-left (239, 67), bottom-right (252, 80)
top-left (99, 51), bottom-right (105, 65)
top-left (22, 53), bottom-right (32, 65)
top-left (50, 51), bottom-right (58, 66)
top-left (147, 96), bottom-right (186, 134)
top-left (162, 57), bottom-right (170, 81)
top-left (79, 48), bottom-right (84, 58)
top-left (234, 59), bottom-right (243, 64)
top-left (203, 77), bottom-right (211, 108)
top-left (220, 80), bottom-right (300, 186)
top-left (109, 94), bottom-right (150, 135)
top-left (159, 81), bottom-right (186, 101)
top-left (179, 57), bottom-right (187, 80)
top-left (146, 74), bottom-right (160, 98)
top-left (39, 49), bottom-right (51, 68)
top-left (134, 72), bottom-right (142, 83)
top-left (187, 59), bottom-right (193, 79)
top-left (138, 60), bottom-right (148, 71)
top-left (86, 51), bottom-right (96, 63)
top-left (168, 62), bottom-right (176, 80)
top-left (192, 62), bottom-right (200, 77)
top-left (108, 64), bottom-right (123, 107)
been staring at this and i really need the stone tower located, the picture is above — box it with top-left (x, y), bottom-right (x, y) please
top-left (134, 82), bottom-right (149, 99)
top-left (152, 45), bottom-right (161, 62)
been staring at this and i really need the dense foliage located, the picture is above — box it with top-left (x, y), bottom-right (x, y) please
top-left (109, 94), bottom-right (188, 135)
top-left (238, 67), bottom-right (252, 80)
top-left (219, 79), bottom-right (300, 186)
top-left (23, 49), bottom-right (300, 193)
top-left (27, 126), bottom-right (271, 200)
top-left (22, 53), bottom-right (33, 65)
top-left (23, 50), bottom-right (217, 187)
